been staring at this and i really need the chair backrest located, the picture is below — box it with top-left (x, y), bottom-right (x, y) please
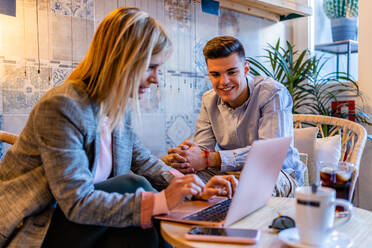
top-left (0, 131), bottom-right (18, 145)
top-left (293, 114), bottom-right (367, 200)
top-left (0, 130), bottom-right (18, 160)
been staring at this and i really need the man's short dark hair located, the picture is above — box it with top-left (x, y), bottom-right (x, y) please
top-left (203, 36), bottom-right (245, 63)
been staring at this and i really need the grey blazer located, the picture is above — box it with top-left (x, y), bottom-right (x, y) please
top-left (0, 82), bottom-right (175, 247)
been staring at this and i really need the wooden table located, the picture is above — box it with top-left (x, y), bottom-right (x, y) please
top-left (161, 197), bottom-right (372, 247)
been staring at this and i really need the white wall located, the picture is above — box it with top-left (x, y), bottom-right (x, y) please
top-left (357, 0), bottom-right (372, 210)
top-left (313, 0), bottom-right (358, 80)
top-left (291, 0), bottom-right (313, 54)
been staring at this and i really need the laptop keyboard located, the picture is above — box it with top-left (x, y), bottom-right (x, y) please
top-left (183, 199), bottom-right (232, 222)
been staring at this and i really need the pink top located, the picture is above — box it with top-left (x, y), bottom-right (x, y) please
top-left (93, 117), bottom-right (184, 228)
top-left (93, 117), bottom-right (113, 184)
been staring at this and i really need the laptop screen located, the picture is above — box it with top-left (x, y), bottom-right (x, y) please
top-left (224, 137), bottom-right (291, 226)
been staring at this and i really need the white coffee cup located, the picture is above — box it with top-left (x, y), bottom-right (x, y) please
top-left (295, 186), bottom-right (353, 246)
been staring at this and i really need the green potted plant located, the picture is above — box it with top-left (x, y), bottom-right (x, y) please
top-left (323, 0), bottom-right (359, 41)
top-left (247, 39), bottom-right (372, 129)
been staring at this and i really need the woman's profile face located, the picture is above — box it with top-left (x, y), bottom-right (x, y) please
top-left (139, 53), bottom-right (167, 96)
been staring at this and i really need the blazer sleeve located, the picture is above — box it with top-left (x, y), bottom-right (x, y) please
top-left (32, 95), bottom-right (146, 228)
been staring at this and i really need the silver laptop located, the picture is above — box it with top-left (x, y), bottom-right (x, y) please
top-left (155, 137), bottom-right (292, 227)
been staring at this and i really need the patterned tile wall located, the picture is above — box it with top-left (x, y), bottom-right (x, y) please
top-left (0, 0), bottom-right (94, 154)
top-left (51, 0), bottom-right (94, 20)
top-left (0, 0), bottom-right (292, 158)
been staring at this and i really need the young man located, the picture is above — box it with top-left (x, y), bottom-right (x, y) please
top-left (162, 36), bottom-right (305, 196)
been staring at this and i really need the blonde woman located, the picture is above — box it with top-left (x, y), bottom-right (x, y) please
top-left (0, 7), bottom-right (237, 248)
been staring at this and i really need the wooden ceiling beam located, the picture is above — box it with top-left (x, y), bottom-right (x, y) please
top-left (194, 0), bottom-right (312, 22)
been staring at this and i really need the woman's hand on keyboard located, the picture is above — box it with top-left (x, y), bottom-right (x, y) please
top-left (200, 175), bottom-right (239, 200)
top-left (164, 174), bottom-right (205, 210)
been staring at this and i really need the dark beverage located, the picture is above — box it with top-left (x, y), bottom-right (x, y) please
top-left (320, 166), bottom-right (353, 212)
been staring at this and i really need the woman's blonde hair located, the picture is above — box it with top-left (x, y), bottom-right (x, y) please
top-left (68, 7), bottom-right (172, 131)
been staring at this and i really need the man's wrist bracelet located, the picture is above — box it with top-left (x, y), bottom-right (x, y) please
top-left (203, 150), bottom-right (210, 169)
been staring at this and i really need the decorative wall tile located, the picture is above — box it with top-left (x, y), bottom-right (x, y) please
top-left (3, 90), bottom-right (40, 114)
top-left (165, 114), bottom-right (194, 149)
top-left (26, 66), bottom-right (52, 91)
top-left (52, 67), bottom-right (72, 87)
top-left (193, 39), bottom-right (208, 75)
top-left (1, 62), bottom-right (52, 114)
top-left (165, 0), bottom-right (192, 31)
top-left (86, 0), bottom-right (94, 20)
top-left (1, 64), bottom-right (52, 91)
top-left (0, 63), bottom-right (26, 90)
top-left (51, 0), bottom-right (94, 20)
top-left (51, 0), bottom-right (69, 16)
top-left (193, 76), bottom-right (211, 114)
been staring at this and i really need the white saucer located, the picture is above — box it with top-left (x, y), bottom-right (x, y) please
top-left (278, 228), bottom-right (353, 248)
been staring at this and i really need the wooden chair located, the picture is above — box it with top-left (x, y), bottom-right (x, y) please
top-left (0, 131), bottom-right (18, 160)
top-left (293, 114), bottom-right (367, 202)
top-left (0, 130), bottom-right (18, 145)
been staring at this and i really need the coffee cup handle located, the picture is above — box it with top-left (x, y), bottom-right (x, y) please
top-left (329, 199), bottom-right (353, 231)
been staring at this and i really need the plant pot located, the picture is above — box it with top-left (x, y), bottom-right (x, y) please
top-left (330, 17), bottom-right (358, 42)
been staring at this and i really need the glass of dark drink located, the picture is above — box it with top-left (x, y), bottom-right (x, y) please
top-left (319, 161), bottom-right (354, 216)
